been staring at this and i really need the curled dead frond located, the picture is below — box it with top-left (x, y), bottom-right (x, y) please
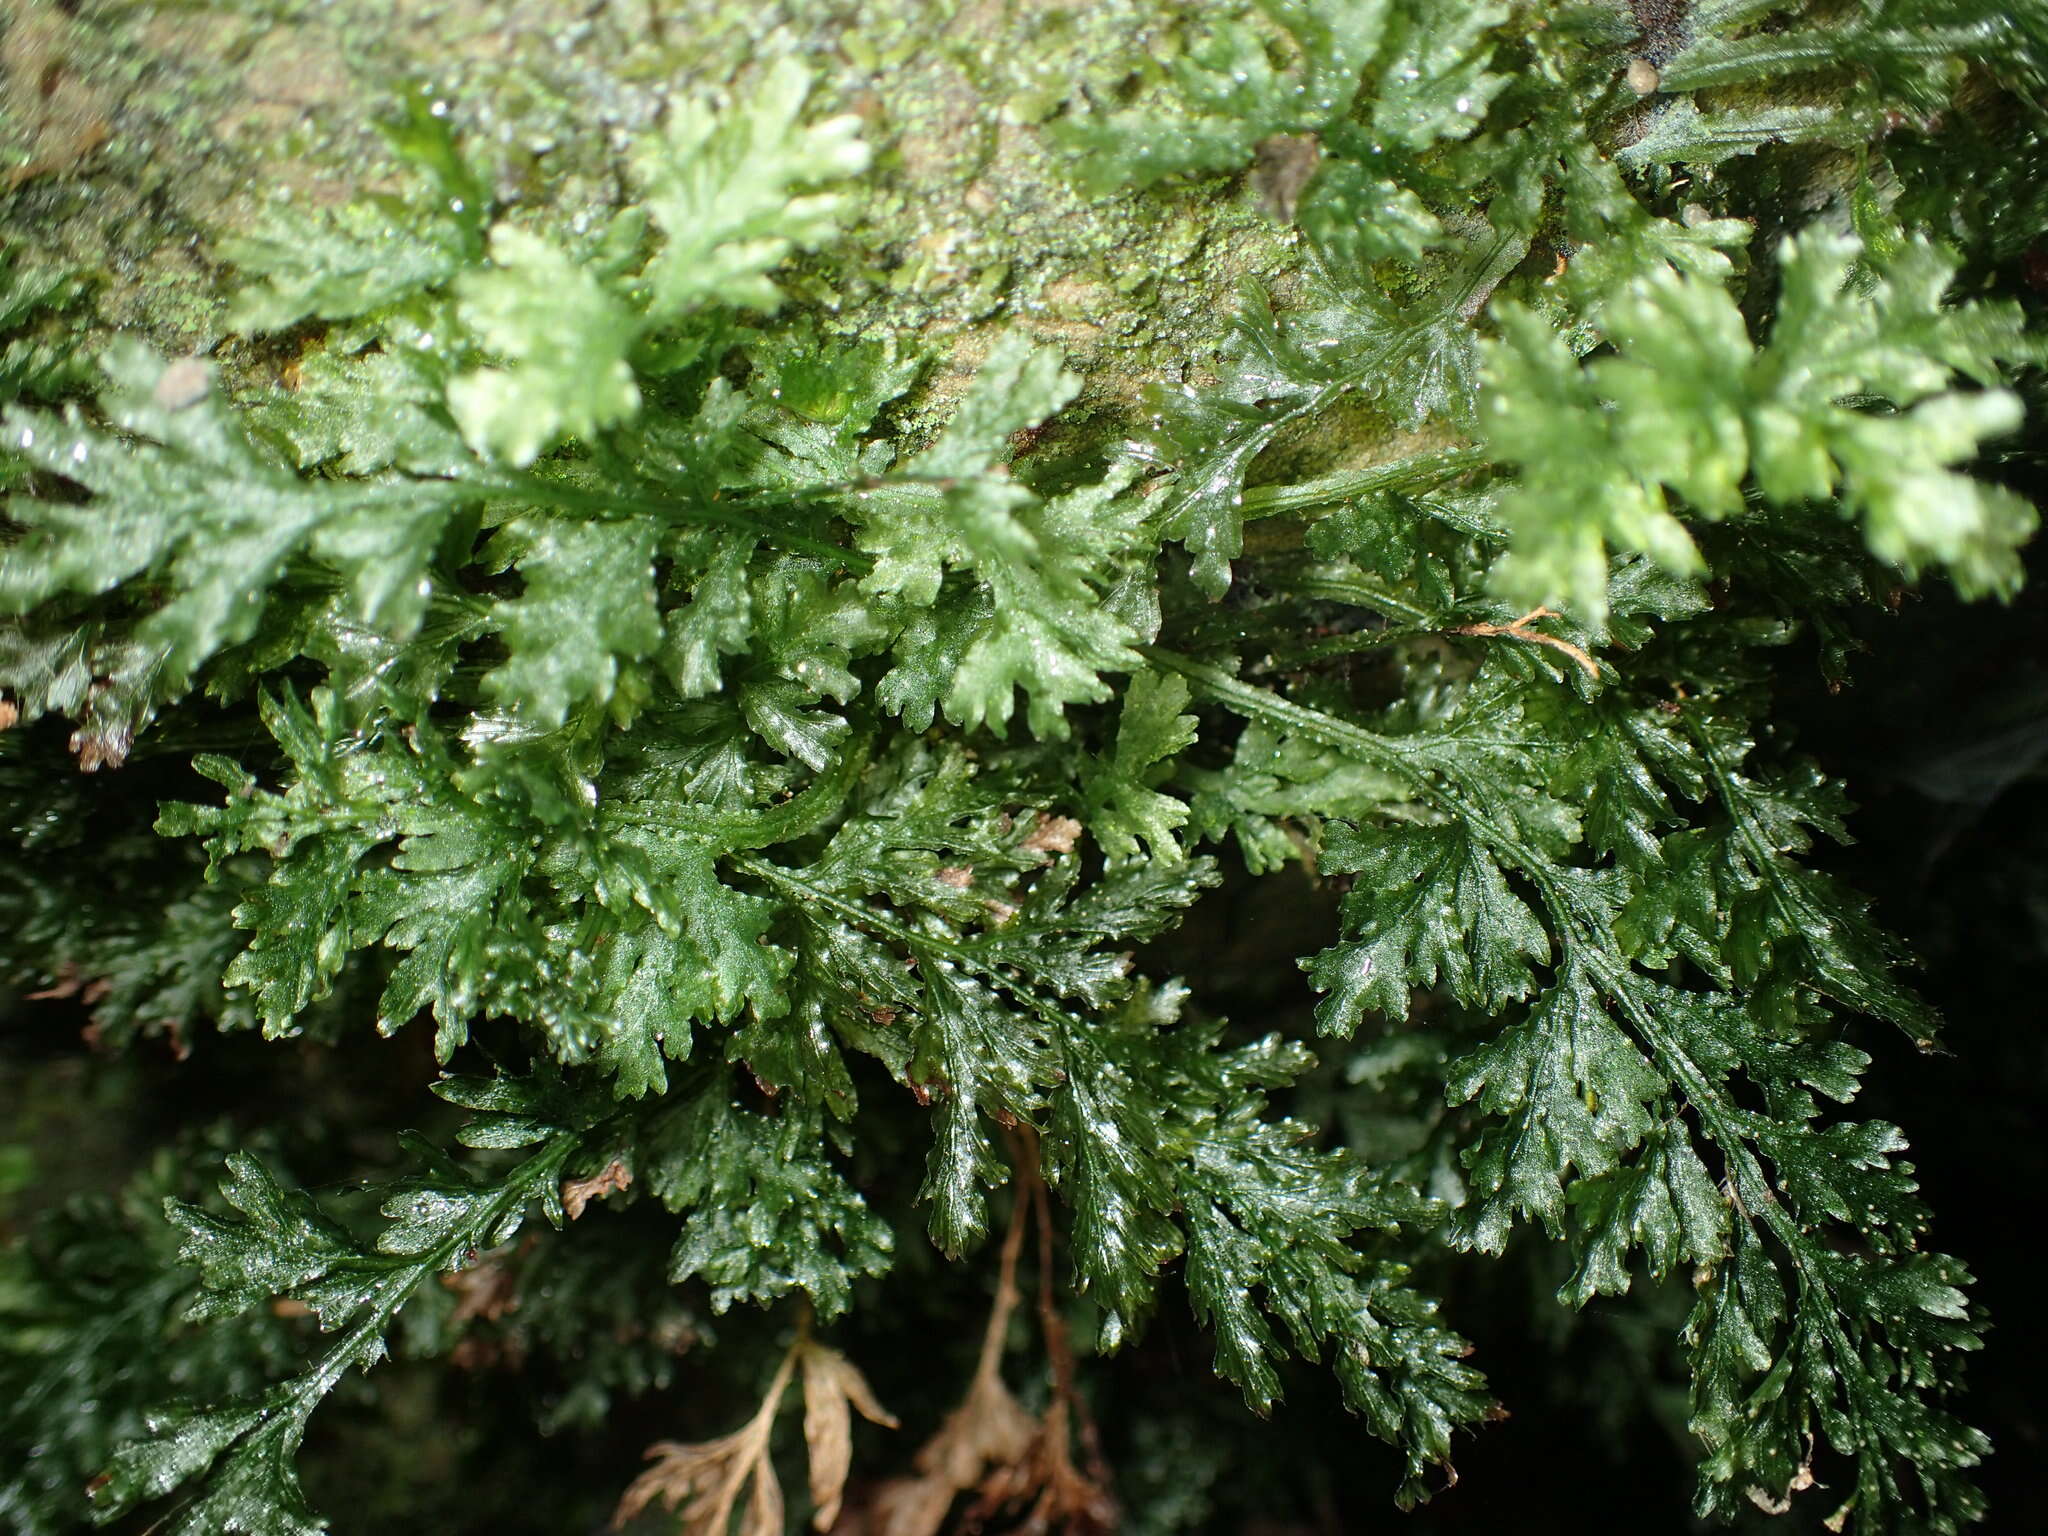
top-left (614, 1341), bottom-right (797, 1536)
top-left (618, 1313), bottom-right (898, 1536)
top-left (857, 1135), bottom-right (1115, 1536)
top-left (803, 1340), bottom-right (900, 1530)
top-left (863, 1168), bottom-right (1036, 1536)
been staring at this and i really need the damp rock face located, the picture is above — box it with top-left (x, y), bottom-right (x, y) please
top-left (0, 0), bottom-right (1297, 420)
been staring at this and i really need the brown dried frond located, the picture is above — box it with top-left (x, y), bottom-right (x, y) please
top-left (858, 1132), bottom-right (1115, 1536)
top-left (960, 1129), bottom-right (1117, 1535)
top-left (1011, 1132), bottom-right (1118, 1532)
top-left (961, 1396), bottom-right (1117, 1536)
top-left (802, 1341), bottom-right (900, 1530)
top-left (866, 1346), bottom-right (1038, 1536)
top-left (863, 1171), bottom-right (1036, 1536)
top-left (563, 1157), bottom-right (633, 1219)
top-left (619, 1319), bottom-right (898, 1536)
top-left (615, 1425), bottom-right (786, 1536)
top-left (614, 1345), bottom-right (797, 1536)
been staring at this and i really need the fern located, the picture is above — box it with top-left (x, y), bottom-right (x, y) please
top-left (1, 8), bottom-right (2038, 1534)
top-left (1483, 230), bottom-right (2039, 625)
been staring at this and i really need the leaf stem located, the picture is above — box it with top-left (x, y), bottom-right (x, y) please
top-left (487, 474), bottom-right (855, 564)
top-left (607, 732), bottom-right (872, 851)
top-left (1237, 445), bottom-right (1487, 519)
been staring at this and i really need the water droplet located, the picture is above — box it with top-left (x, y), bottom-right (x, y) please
top-left (449, 198), bottom-right (466, 213)
top-left (1455, 96), bottom-right (1472, 114)
top-left (430, 99), bottom-right (450, 118)
top-left (69, 441), bottom-right (87, 465)
top-left (17, 427), bottom-right (33, 449)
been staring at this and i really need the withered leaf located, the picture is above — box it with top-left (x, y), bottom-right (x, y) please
top-left (801, 1341), bottom-right (899, 1530)
top-left (866, 1355), bottom-right (1035, 1536)
top-left (563, 1157), bottom-right (633, 1219)
top-left (615, 1411), bottom-right (786, 1536)
top-left (962, 1398), bottom-right (1117, 1536)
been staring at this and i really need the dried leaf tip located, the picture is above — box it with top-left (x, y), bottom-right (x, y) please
top-left (562, 1158), bottom-right (633, 1219)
